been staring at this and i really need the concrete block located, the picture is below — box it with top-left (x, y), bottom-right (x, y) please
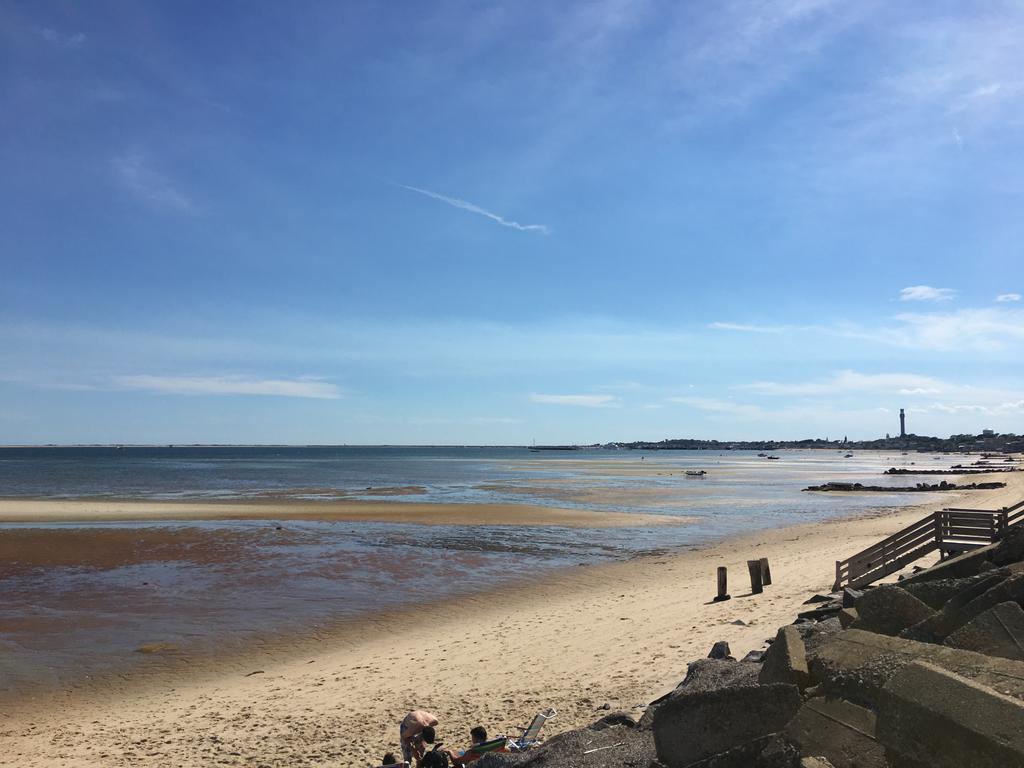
top-left (944, 601), bottom-right (1024, 661)
top-left (784, 697), bottom-right (885, 768)
top-left (900, 573), bottom-right (1003, 611)
top-left (640, 658), bottom-right (758, 728)
top-left (877, 660), bottom-right (1024, 768)
top-left (838, 607), bottom-right (858, 628)
top-left (652, 682), bottom-right (801, 768)
top-left (901, 543), bottom-right (996, 583)
top-left (850, 585), bottom-right (934, 637)
top-left (808, 628), bottom-right (1024, 709)
top-left (900, 572), bottom-right (1014, 643)
top-left (801, 759), bottom-right (837, 768)
top-left (760, 625), bottom-right (811, 689)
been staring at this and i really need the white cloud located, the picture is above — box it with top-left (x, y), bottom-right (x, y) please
top-left (899, 285), bottom-right (956, 302)
top-left (529, 393), bottom-right (616, 407)
top-left (398, 184), bottom-right (549, 234)
top-left (112, 150), bottom-right (196, 213)
top-left (114, 375), bottom-right (341, 399)
top-left (997, 293), bottom-right (1022, 303)
top-left (740, 370), bottom-right (947, 397)
top-left (38, 27), bottom-right (86, 48)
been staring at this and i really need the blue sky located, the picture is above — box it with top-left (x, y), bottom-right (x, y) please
top-left (2, 0), bottom-right (1023, 444)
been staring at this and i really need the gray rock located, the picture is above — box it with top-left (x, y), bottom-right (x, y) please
top-left (784, 697), bottom-right (886, 768)
top-left (901, 572), bottom-right (1009, 642)
top-left (838, 607), bottom-right (858, 629)
top-left (792, 617), bottom-right (843, 653)
top-left (800, 759), bottom-right (837, 768)
top-left (708, 641), bottom-right (734, 660)
top-left (900, 574), bottom-right (1004, 611)
top-left (759, 626), bottom-right (810, 690)
top-left (850, 585), bottom-right (934, 637)
top-left (808, 628), bottom-right (1024, 710)
top-left (842, 588), bottom-right (863, 608)
top-left (991, 524), bottom-right (1024, 566)
top-left (905, 572), bottom-right (1024, 643)
top-left (900, 543), bottom-right (997, 583)
top-left (476, 722), bottom-right (653, 768)
top-left (944, 601), bottom-right (1024, 660)
top-left (877, 660), bottom-right (1024, 768)
top-left (652, 682), bottom-right (801, 768)
top-left (639, 659), bottom-right (759, 729)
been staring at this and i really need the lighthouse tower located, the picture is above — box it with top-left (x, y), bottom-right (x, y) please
top-left (899, 408), bottom-right (907, 438)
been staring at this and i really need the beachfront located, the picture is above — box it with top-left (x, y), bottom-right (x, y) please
top-left (3, 466), bottom-right (1021, 767)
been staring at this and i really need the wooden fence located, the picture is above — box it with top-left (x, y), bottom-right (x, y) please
top-left (833, 499), bottom-right (1024, 591)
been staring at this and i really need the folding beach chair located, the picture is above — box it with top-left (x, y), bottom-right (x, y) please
top-left (508, 708), bottom-right (556, 751)
top-left (373, 763), bottom-right (408, 768)
top-left (454, 736), bottom-right (509, 765)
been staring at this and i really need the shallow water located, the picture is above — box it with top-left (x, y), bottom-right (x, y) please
top-left (0, 447), bottom-right (967, 693)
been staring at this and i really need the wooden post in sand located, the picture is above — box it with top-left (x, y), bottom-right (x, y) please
top-left (713, 566), bottom-right (731, 602)
top-left (747, 560), bottom-right (763, 594)
top-left (759, 557), bottom-right (772, 586)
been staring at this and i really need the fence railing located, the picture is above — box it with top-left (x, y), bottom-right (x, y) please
top-left (833, 499), bottom-right (1024, 591)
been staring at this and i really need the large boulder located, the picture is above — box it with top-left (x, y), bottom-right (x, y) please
top-left (652, 682), bottom-right (801, 768)
top-left (877, 660), bottom-right (1024, 768)
top-left (991, 524), bottom-right (1024, 567)
top-left (901, 572), bottom-right (1015, 643)
top-left (475, 722), bottom-right (653, 768)
top-left (849, 585), bottom-right (934, 637)
top-left (808, 628), bottom-right (1024, 709)
top-left (783, 697), bottom-right (886, 768)
top-left (639, 659), bottom-right (758, 728)
top-left (759, 626), bottom-right (811, 690)
top-left (944, 601), bottom-right (1024, 661)
top-left (900, 574), bottom-right (1004, 611)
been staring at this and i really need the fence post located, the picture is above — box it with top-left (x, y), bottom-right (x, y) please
top-left (759, 557), bottom-right (772, 586)
top-left (999, 508), bottom-right (1009, 540)
top-left (713, 566), bottom-right (731, 602)
top-left (747, 560), bottom-right (763, 594)
top-left (934, 510), bottom-right (944, 560)
top-left (834, 560), bottom-right (843, 591)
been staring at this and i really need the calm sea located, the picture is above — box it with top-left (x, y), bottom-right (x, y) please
top-left (0, 446), bottom-right (950, 692)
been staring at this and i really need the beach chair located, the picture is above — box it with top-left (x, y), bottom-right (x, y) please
top-left (454, 736), bottom-right (509, 765)
top-left (507, 708), bottom-right (556, 751)
top-left (373, 763), bottom-right (408, 768)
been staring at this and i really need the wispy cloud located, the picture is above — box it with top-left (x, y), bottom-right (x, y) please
top-left (899, 285), bottom-right (956, 302)
top-left (530, 393), bottom-right (616, 407)
top-left (740, 371), bottom-right (947, 397)
top-left (114, 375), bottom-right (341, 399)
top-left (997, 293), bottom-right (1022, 303)
top-left (398, 184), bottom-right (549, 234)
top-left (38, 27), bottom-right (86, 48)
top-left (112, 150), bottom-right (196, 213)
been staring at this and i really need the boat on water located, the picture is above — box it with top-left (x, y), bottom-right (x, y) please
top-left (685, 470), bottom-right (707, 477)
top-left (765, 455), bottom-right (780, 460)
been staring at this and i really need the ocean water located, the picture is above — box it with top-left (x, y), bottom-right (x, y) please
top-left (0, 446), bottom-right (957, 692)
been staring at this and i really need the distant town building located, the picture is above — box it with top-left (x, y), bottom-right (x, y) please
top-left (899, 408), bottom-right (906, 438)
top-left (983, 429), bottom-right (996, 437)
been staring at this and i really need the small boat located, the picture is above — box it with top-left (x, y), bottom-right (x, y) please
top-left (685, 470), bottom-right (707, 477)
top-left (756, 453), bottom-right (767, 457)
top-left (844, 453), bottom-right (854, 458)
top-left (765, 455), bottom-right (780, 460)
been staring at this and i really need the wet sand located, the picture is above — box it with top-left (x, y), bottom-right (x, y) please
top-left (0, 498), bottom-right (685, 527)
top-left (3, 472), bottom-right (1020, 767)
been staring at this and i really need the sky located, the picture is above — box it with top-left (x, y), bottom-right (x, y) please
top-left (2, 0), bottom-right (1024, 445)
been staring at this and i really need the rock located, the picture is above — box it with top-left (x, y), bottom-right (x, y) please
top-left (900, 543), bottom-right (997, 583)
top-left (877, 660), bottom-right (1024, 768)
top-left (759, 626), bottom-right (810, 690)
top-left (849, 585), bottom-right (934, 637)
top-left (800, 759), bottom-right (837, 768)
top-left (741, 650), bottom-right (765, 663)
top-left (792, 617), bottom-right (843, 653)
top-left (838, 608), bottom-right (858, 628)
top-left (904, 572), bottom-right (1024, 643)
top-left (652, 683), bottom-right (801, 768)
top-left (797, 603), bottom-right (843, 622)
top-left (808, 628), bottom-right (1024, 709)
top-left (784, 697), bottom-right (886, 768)
top-left (991, 525), bottom-right (1024, 566)
top-left (639, 659), bottom-right (759, 728)
top-left (589, 712), bottom-right (638, 730)
top-left (708, 641), bottom-right (734, 660)
top-left (804, 594), bottom-right (836, 605)
top-left (477, 722), bottom-right (653, 768)
top-left (757, 735), bottom-right (801, 768)
top-left (900, 573), bottom-right (1006, 611)
top-left (944, 601), bottom-right (1024, 661)
top-left (841, 588), bottom-right (863, 608)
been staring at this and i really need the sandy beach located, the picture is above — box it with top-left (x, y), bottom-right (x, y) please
top-left (2, 472), bottom-right (1022, 767)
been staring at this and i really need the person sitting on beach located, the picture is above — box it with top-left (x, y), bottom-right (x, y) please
top-left (399, 710), bottom-right (439, 766)
top-left (444, 725), bottom-right (488, 766)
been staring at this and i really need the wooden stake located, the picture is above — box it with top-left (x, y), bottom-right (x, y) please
top-left (713, 566), bottom-right (731, 602)
top-left (747, 559), bottom-right (763, 594)
top-left (759, 557), bottom-right (772, 586)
